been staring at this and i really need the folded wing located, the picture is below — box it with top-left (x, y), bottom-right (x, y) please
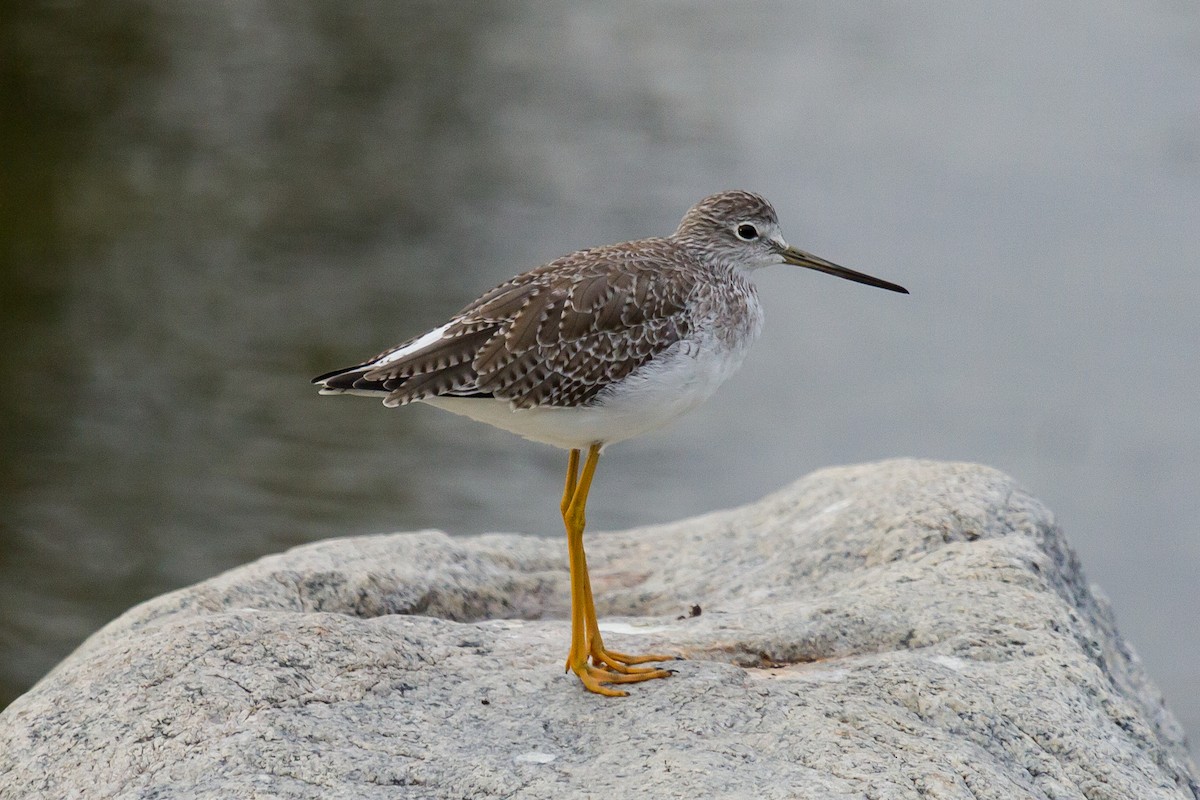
top-left (312, 239), bottom-right (696, 409)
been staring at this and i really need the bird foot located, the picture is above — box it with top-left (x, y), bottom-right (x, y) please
top-left (565, 642), bottom-right (676, 696)
top-left (568, 657), bottom-right (674, 697)
top-left (588, 642), bottom-right (676, 676)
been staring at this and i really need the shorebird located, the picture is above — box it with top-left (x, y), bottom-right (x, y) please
top-left (313, 191), bottom-right (907, 696)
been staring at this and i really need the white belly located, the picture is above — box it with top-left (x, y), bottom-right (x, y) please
top-left (423, 326), bottom-right (760, 451)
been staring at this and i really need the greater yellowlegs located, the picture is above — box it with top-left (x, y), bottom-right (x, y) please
top-left (313, 190), bottom-right (907, 696)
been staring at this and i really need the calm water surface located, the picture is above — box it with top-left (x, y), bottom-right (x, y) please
top-left (2, 0), bottom-right (1197, 755)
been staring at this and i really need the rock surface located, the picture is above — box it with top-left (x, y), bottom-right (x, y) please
top-left (0, 460), bottom-right (1195, 799)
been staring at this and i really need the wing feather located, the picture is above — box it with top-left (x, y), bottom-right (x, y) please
top-left (313, 237), bottom-right (699, 409)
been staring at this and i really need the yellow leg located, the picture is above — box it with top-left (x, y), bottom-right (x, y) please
top-left (574, 508), bottom-right (676, 673)
top-left (562, 444), bottom-right (675, 696)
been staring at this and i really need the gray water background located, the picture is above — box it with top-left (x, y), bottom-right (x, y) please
top-left (2, 0), bottom-right (1197, 755)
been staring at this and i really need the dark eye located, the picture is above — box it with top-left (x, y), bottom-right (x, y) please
top-left (736, 223), bottom-right (759, 241)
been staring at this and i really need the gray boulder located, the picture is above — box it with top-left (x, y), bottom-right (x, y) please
top-left (1, 459), bottom-right (1195, 799)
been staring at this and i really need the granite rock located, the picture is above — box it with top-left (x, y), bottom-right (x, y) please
top-left (0, 460), bottom-right (1195, 799)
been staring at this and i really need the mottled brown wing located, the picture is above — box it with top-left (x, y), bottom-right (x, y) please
top-left (461, 239), bottom-right (697, 408)
top-left (316, 238), bottom-right (698, 409)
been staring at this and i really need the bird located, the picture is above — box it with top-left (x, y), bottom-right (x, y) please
top-left (313, 190), bottom-right (908, 696)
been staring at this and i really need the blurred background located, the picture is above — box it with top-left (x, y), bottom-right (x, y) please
top-left (1, 0), bottom-right (1197, 755)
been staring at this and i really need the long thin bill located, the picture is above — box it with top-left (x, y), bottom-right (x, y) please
top-left (781, 246), bottom-right (909, 294)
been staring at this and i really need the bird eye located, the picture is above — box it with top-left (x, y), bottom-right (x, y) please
top-left (735, 223), bottom-right (759, 241)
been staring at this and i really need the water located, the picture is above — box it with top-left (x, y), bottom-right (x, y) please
top-left (2, 0), bottom-right (1197, 756)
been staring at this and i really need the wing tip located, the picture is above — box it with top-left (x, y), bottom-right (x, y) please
top-left (312, 363), bottom-right (374, 392)
top-left (313, 365), bottom-right (355, 386)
